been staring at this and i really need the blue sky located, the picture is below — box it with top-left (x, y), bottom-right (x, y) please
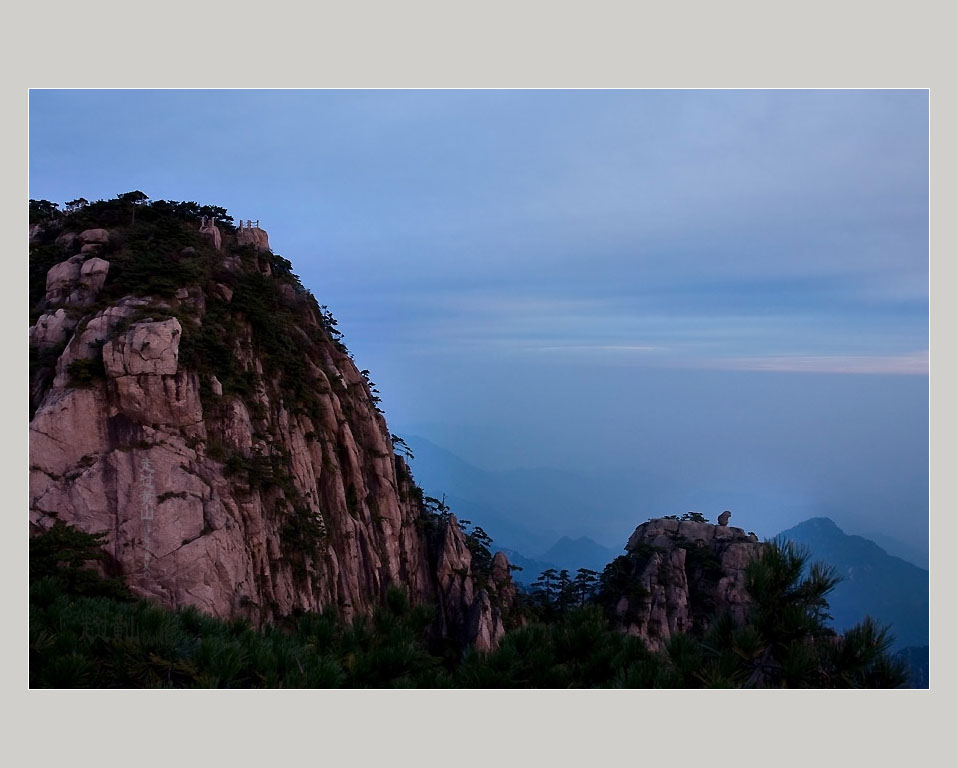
top-left (29, 89), bottom-right (929, 559)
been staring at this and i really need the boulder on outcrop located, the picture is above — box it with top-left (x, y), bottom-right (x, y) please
top-left (79, 228), bottom-right (110, 245)
top-left (77, 257), bottom-right (110, 298)
top-left (44, 255), bottom-right (110, 307)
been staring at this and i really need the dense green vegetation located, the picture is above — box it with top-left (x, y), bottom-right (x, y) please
top-left (662, 511), bottom-right (709, 523)
top-left (30, 523), bottom-right (907, 688)
top-left (30, 523), bottom-right (443, 688)
top-left (31, 195), bottom-right (234, 231)
top-left (66, 357), bottom-right (107, 387)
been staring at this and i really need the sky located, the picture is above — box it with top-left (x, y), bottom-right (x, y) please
top-left (29, 89), bottom-right (929, 562)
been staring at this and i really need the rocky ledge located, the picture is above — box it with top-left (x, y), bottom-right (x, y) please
top-left (610, 518), bottom-right (762, 651)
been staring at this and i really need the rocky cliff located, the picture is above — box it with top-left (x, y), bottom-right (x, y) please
top-left (28, 200), bottom-right (513, 649)
top-left (606, 517), bottom-right (763, 651)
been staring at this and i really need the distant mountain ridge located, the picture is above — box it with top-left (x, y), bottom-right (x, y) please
top-left (402, 435), bottom-right (928, 655)
top-left (497, 549), bottom-right (557, 586)
top-left (775, 517), bottom-right (928, 650)
top-left (400, 435), bottom-right (626, 555)
top-left (540, 536), bottom-right (619, 573)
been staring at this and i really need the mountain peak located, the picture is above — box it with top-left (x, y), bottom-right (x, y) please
top-left (775, 517), bottom-right (846, 546)
top-left (541, 535), bottom-right (618, 572)
top-left (784, 516), bottom-right (843, 534)
top-left (774, 516), bottom-right (927, 649)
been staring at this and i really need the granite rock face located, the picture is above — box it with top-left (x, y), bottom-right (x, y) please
top-left (43, 253), bottom-right (110, 307)
top-left (198, 219), bottom-right (221, 251)
top-left (102, 318), bottom-right (182, 377)
top-left (429, 516), bottom-right (515, 651)
top-left (78, 257), bottom-right (110, 298)
top-left (613, 518), bottom-right (763, 651)
top-left (236, 225), bottom-right (270, 252)
top-left (29, 212), bottom-right (513, 649)
top-left (45, 256), bottom-right (84, 304)
top-left (30, 308), bottom-right (77, 348)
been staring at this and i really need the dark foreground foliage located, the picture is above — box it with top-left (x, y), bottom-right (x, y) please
top-left (30, 524), bottom-right (909, 688)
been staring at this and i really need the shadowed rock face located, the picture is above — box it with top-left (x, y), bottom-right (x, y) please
top-left (29, 215), bottom-right (512, 649)
top-left (613, 518), bottom-right (763, 651)
top-left (429, 518), bottom-right (516, 652)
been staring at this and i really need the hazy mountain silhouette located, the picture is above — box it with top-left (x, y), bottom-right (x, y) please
top-left (496, 549), bottom-right (558, 586)
top-left (404, 436), bottom-right (929, 654)
top-left (540, 536), bottom-right (619, 573)
top-left (401, 434), bottom-right (635, 555)
top-left (775, 517), bottom-right (928, 650)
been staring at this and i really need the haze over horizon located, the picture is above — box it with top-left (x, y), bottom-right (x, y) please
top-left (29, 89), bottom-right (929, 565)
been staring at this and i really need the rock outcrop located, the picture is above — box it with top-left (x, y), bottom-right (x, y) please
top-left (237, 224), bottom-right (270, 252)
top-left (78, 228), bottom-right (110, 245)
top-left (43, 253), bottom-right (110, 307)
top-left (198, 218), bottom-right (221, 251)
top-left (429, 515), bottom-right (515, 652)
top-left (609, 518), bottom-right (763, 651)
top-left (28, 204), bottom-right (514, 650)
top-left (30, 308), bottom-right (77, 348)
top-left (44, 256), bottom-right (84, 304)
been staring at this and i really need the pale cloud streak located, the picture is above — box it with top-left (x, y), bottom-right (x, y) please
top-left (699, 351), bottom-right (929, 375)
top-left (532, 344), bottom-right (663, 353)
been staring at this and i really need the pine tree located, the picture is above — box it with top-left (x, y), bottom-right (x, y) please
top-left (531, 568), bottom-right (559, 606)
top-left (702, 540), bottom-right (909, 688)
top-left (572, 568), bottom-right (600, 607)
